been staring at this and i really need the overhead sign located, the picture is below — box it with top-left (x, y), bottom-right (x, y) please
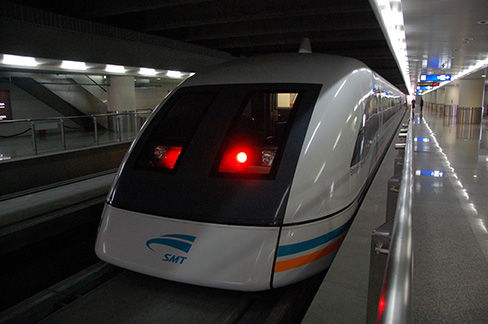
top-left (420, 74), bottom-right (451, 82)
top-left (417, 86), bottom-right (433, 90)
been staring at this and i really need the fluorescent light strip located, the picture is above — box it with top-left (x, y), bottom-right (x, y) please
top-left (2, 53), bottom-right (195, 79)
top-left (3, 54), bottom-right (38, 67)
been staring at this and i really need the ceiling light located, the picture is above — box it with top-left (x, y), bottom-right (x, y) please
top-left (139, 68), bottom-right (157, 76)
top-left (3, 54), bottom-right (38, 67)
top-left (61, 60), bottom-right (87, 70)
top-left (105, 64), bottom-right (125, 73)
top-left (423, 57), bottom-right (488, 95)
top-left (477, 20), bottom-right (488, 25)
top-left (166, 70), bottom-right (183, 78)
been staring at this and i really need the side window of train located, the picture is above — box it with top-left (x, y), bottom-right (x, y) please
top-left (134, 91), bottom-right (217, 171)
top-left (214, 91), bottom-right (301, 178)
top-left (350, 93), bottom-right (379, 167)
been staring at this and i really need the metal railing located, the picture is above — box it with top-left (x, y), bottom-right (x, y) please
top-left (379, 119), bottom-right (413, 323)
top-left (366, 110), bottom-right (413, 323)
top-left (0, 110), bottom-right (152, 159)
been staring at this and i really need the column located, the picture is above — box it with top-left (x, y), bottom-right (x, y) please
top-left (444, 85), bottom-right (459, 117)
top-left (107, 76), bottom-right (135, 136)
top-left (107, 76), bottom-right (135, 112)
top-left (436, 87), bottom-right (445, 114)
top-left (457, 78), bottom-right (484, 124)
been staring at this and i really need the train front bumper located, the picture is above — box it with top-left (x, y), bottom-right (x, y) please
top-left (95, 204), bottom-right (280, 291)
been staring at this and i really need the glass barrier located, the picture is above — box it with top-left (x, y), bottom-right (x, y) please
top-left (0, 110), bottom-right (152, 161)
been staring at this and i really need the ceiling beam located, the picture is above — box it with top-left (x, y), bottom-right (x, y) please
top-left (86, 0), bottom-right (212, 18)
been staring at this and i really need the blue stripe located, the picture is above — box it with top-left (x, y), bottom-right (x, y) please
top-left (277, 219), bottom-right (352, 257)
top-left (161, 234), bottom-right (196, 242)
top-left (146, 238), bottom-right (193, 253)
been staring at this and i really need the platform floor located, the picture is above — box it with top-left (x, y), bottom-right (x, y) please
top-left (303, 109), bottom-right (488, 323)
top-left (411, 109), bottom-right (488, 323)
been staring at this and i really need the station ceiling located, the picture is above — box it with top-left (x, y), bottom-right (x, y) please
top-left (2, 0), bottom-right (488, 95)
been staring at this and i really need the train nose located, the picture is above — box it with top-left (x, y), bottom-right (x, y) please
top-left (95, 204), bottom-right (280, 291)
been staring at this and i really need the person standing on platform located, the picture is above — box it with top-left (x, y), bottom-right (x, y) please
top-left (411, 98), bottom-right (416, 110)
top-left (420, 97), bottom-right (424, 113)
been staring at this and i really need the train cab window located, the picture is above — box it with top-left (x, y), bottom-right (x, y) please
top-left (135, 91), bottom-right (216, 171)
top-left (215, 91), bottom-right (300, 177)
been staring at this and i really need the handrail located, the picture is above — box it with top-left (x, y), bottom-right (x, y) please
top-left (379, 118), bottom-right (413, 323)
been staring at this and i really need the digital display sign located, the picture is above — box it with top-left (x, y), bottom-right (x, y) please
top-left (420, 74), bottom-right (451, 82)
top-left (0, 90), bottom-right (13, 121)
top-left (418, 82), bottom-right (440, 86)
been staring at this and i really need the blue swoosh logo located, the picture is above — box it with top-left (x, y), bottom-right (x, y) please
top-left (146, 234), bottom-right (196, 253)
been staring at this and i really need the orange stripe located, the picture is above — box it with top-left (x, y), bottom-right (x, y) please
top-left (274, 236), bottom-right (345, 273)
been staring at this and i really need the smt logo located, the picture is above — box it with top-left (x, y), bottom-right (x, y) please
top-left (146, 234), bottom-right (196, 265)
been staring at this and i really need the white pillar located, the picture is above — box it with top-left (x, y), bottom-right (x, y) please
top-left (458, 78), bottom-right (484, 107)
top-left (457, 78), bottom-right (484, 123)
top-left (436, 88), bottom-right (445, 105)
top-left (107, 76), bottom-right (135, 112)
top-left (444, 85), bottom-right (459, 106)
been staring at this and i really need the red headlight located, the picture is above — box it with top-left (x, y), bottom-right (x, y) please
top-left (236, 152), bottom-right (248, 163)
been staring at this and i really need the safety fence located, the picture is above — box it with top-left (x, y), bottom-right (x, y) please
top-left (0, 110), bottom-right (151, 159)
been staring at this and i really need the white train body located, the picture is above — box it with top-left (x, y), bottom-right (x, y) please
top-left (96, 54), bottom-right (405, 291)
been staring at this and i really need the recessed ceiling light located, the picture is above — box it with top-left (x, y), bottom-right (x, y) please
top-left (61, 60), bottom-right (86, 70)
top-left (166, 70), bottom-right (183, 78)
top-left (139, 68), bottom-right (157, 76)
top-left (105, 64), bottom-right (125, 73)
top-left (3, 54), bottom-right (38, 67)
top-left (477, 20), bottom-right (488, 25)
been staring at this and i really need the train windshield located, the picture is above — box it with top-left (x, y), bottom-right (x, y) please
top-left (135, 91), bottom-right (216, 171)
top-left (216, 92), bottom-right (299, 177)
top-left (111, 84), bottom-right (322, 225)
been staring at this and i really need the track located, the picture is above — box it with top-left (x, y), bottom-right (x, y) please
top-left (0, 172), bottom-right (115, 312)
top-left (2, 261), bottom-right (326, 324)
top-left (0, 173), bottom-right (327, 324)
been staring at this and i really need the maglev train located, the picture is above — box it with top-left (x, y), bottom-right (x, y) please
top-left (95, 53), bottom-right (406, 291)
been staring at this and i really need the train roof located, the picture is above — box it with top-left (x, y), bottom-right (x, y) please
top-left (181, 53), bottom-right (372, 88)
